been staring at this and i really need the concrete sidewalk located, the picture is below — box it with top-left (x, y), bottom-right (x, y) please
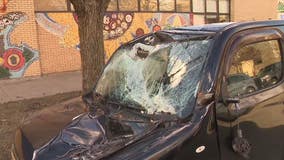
top-left (0, 71), bottom-right (82, 104)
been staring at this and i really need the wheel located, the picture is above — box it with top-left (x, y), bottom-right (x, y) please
top-left (245, 86), bottom-right (256, 94)
top-left (270, 77), bottom-right (278, 85)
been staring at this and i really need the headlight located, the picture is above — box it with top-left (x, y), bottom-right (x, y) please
top-left (261, 75), bottom-right (271, 82)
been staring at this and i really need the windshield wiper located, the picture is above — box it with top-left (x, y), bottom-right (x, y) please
top-left (83, 91), bottom-right (144, 111)
top-left (85, 92), bottom-right (179, 126)
top-left (106, 99), bottom-right (147, 113)
top-left (143, 111), bottom-right (180, 129)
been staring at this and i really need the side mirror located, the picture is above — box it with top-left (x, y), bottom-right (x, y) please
top-left (197, 92), bottom-right (214, 106)
top-left (224, 97), bottom-right (251, 158)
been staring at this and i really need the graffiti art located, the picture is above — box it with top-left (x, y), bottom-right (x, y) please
top-left (0, 0), bottom-right (8, 13)
top-left (73, 12), bottom-right (134, 40)
top-left (103, 12), bottom-right (134, 40)
top-left (35, 12), bottom-right (191, 59)
top-left (0, 12), bottom-right (39, 79)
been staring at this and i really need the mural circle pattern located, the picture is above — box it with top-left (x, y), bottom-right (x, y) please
top-left (103, 12), bottom-right (134, 40)
top-left (3, 48), bottom-right (25, 71)
top-left (152, 25), bottom-right (162, 32)
top-left (135, 28), bottom-right (145, 37)
top-left (73, 12), bottom-right (134, 40)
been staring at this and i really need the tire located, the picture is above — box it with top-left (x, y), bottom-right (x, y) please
top-left (270, 77), bottom-right (278, 85)
top-left (245, 86), bottom-right (256, 94)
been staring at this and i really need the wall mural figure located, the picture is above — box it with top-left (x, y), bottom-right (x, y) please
top-left (0, 12), bottom-right (39, 79)
top-left (36, 13), bottom-right (67, 37)
top-left (36, 13), bottom-right (79, 49)
top-left (74, 12), bottom-right (134, 40)
top-left (35, 12), bottom-right (191, 59)
top-left (102, 12), bottom-right (134, 40)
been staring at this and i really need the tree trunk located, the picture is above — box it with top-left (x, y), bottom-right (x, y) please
top-left (70, 0), bottom-right (110, 95)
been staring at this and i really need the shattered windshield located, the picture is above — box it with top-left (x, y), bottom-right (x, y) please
top-left (96, 33), bottom-right (212, 118)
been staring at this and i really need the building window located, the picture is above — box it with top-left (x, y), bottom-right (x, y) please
top-left (219, 0), bottom-right (229, 13)
top-left (206, 0), bottom-right (217, 13)
top-left (34, 0), bottom-right (231, 24)
top-left (118, 0), bottom-right (138, 11)
top-left (191, 0), bottom-right (230, 24)
top-left (140, 0), bottom-right (158, 11)
top-left (176, 0), bottom-right (191, 12)
top-left (107, 0), bottom-right (118, 11)
top-left (34, 0), bottom-right (67, 11)
top-left (159, 0), bottom-right (175, 11)
top-left (206, 15), bottom-right (218, 23)
top-left (193, 0), bottom-right (205, 13)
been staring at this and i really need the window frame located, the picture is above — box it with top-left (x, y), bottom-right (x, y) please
top-left (176, 0), bottom-right (191, 12)
top-left (107, 0), bottom-right (119, 11)
top-left (118, 0), bottom-right (139, 11)
top-left (34, 0), bottom-right (231, 24)
top-left (222, 28), bottom-right (284, 99)
top-left (158, 0), bottom-right (176, 12)
top-left (139, 0), bottom-right (158, 12)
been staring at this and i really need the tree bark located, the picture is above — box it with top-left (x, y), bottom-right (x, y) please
top-left (70, 0), bottom-right (110, 95)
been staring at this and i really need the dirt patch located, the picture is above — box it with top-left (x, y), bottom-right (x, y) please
top-left (0, 91), bottom-right (82, 160)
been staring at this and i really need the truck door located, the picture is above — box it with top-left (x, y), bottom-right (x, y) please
top-left (216, 28), bottom-right (284, 160)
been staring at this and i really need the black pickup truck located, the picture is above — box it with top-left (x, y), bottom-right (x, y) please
top-left (12, 21), bottom-right (284, 160)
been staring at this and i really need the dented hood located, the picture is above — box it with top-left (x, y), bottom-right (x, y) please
top-left (33, 33), bottom-right (214, 159)
top-left (32, 107), bottom-right (158, 160)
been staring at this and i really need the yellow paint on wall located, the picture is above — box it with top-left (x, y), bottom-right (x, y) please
top-left (42, 12), bottom-right (190, 60)
top-left (48, 13), bottom-right (79, 48)
top-left (104, 13), bottom-right (153, 59)
top-left (103, 13), bottom-right (189, 58)
top-left (172, 15), bottom-right (182, 26)
top-left (0, 57), bottom-right (3, 65)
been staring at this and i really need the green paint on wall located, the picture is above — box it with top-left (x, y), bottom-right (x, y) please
top-left (0, 67), bottom-right (10, 79)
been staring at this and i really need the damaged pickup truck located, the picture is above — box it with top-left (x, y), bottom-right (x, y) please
top-left (12, 21), bottom-right (284, 160)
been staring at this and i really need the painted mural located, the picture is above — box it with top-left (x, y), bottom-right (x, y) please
top-left (0, 0), bottom-right (9, 13)
top-left (36, 12), bottom-right (191, 59)
top-left (278, 0), bottom-right (284, 19)
top-left (0, 12), bottom-right (39, 79)
top-left (102, 12), bottom-right (134, 40)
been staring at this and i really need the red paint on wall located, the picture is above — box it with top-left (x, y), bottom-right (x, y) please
top-left (0, 0), bottom-right (9, 13)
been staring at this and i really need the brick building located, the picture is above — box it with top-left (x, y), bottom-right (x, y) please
top-left (0, 0), bottom-right (280, 79)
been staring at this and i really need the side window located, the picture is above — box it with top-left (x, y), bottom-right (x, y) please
top-left (227, 40), bottom-right (282, 97)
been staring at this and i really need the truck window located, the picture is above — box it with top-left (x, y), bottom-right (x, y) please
top-left (227, 40), bottom-right (282, 97)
